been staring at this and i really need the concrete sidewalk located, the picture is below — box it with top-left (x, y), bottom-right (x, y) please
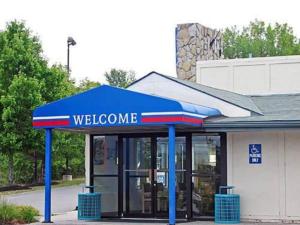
top-left (31, 220), bottom-right (300, 225)
top-left (30, 211), bottom-right (300, 225)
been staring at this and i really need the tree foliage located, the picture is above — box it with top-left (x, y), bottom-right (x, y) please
top-left (0, 21), bottom-right (46, 94)
top-left (0, 21), bottom-right (47, 184)
top-left (104, 68), bottom-right (136, 88)
top-left (0, 21), bottom-right (85, 184)
top-left (0, 76), bottom-right (43, 164)
top-left (223, 20), bottom-right (300, 58)
top-left (41, 65), bottom-right (75, 102)
top-left (53, 132), bottom-right (84, 175)
top-left (78, 77), bottom-right (100, 92)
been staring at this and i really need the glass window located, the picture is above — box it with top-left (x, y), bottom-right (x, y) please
top-left (128, 138), bottom-right (151, 170)
top-left (92, 136), bottom-right (119, 216)
top-left (93, 136), bottom-right (118, 175)
top-left (192, 135), bottom-right (221, 217)
top-left (156, 137), bottom-right (187, 214)
top-left (94, 177), bottom-right (118, 214)
top-left (176, 137), bottom-right (186, 171)
top-left (123, 138), bottom-right (152, 214)
top-left (157, 139), bottom-right (168, 171)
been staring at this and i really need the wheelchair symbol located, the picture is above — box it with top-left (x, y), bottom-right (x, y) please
top-left (250, 145), bottom-right (259, 154)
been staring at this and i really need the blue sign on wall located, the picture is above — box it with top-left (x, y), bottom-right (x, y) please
top-left (249, 144), bottom-right (262, 164)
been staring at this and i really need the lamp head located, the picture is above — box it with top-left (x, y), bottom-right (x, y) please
top-left (67, 37), bottom-right (76, 46)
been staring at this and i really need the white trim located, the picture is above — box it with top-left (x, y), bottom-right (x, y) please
top-left (85, 134), bottom-right (90, 187)
top-left (128, 73), bottom-right (251, 117)
top-left (141, 111), bottom-right (207, 119)
top-left (33, 115), bottom-right (70, 120)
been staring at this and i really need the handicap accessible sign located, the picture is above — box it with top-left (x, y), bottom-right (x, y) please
top-left (249, 144), bottom-right (262, 164)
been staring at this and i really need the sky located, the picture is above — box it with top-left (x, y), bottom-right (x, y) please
top-left (0, 0), bottom-right (300, 84)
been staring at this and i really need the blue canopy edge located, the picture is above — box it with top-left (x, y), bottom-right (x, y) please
top-left (32, 85), bottom-right (221, 128)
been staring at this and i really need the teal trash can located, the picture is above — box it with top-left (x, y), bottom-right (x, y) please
top-left (78, 186), bottom-right (101, 220)
top-left (215, 186), bottom-right (240, 224)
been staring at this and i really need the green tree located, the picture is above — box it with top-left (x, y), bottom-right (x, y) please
top-left (223, 20), bottom-right (300, 59)
top-left (0, 21), bottom-right (80, 184)
top-left (32, 65), bottom-right (76, 183)
top-left (0, 76), bottom-right (43, 184)
top-left (104, 68), bottom-right (136, 88)
top-left (41, 65), bottom-right (75, 102)
top-left (0, 21), bottom-right (47, 94)
top-left (78, 77), bottom-right (100, 92)
top-left (0, 21), bottom-right (47, 184)
top-left (53, 132), bottom-right (84, 176)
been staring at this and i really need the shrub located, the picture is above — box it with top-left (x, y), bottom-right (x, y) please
top-left (0, 200), bottom-right (18, 224)
top-left (15, 205), bottom-right (39, 223)
top-left (0, 198), bottom-right (39, 224)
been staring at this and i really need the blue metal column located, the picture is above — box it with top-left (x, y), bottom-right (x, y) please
top-left (168, 125), bottom-right (176, 225)
top-left (44, 128), bottom-right (52, 223)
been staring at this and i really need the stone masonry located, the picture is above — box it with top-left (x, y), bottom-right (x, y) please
top-left (176, 23), bottom-right (223, 81)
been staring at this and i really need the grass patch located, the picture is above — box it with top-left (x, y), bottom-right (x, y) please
top-left (53, 177), bottom-right (85, 188)
top-left (0, 177), bottom-right (84, 196)
top-left (0, 198), bottom-right (39, 224)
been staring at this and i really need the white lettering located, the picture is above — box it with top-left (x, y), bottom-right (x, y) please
top-left (73, 112), bottom-right (138, 126)
top-left (73, 115), bottom-right (84, 125)
top-left (99, 114), bottom-right (107, 124)
top-left (118, 113), bottom-right (129, 124)
top-left (131, 113), bottom-right (137, 123)
top-left (85, 115), bottom-right (91, 125)
top-left (108, 114), bottom-right (117, 124)
top-left (92, 114), bottom-right (99, 125)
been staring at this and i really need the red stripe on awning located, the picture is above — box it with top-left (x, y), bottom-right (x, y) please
top-left (32, 120), bottom-right (70, 127)
top-left (141, 116), bottom-right (203, 125)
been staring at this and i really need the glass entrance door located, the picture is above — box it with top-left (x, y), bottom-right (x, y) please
top-left (124, 138), bottom-right (153, 216)
top-left (124, 136), bottom-right (187, 218)
top-left (156, 137), bottom-right (187, 217)
top-left (92, 133), bottom-right (224, 219)
top-left (92, 136), bottom-right (119, 217)
top-left (191, 135), bottom-right (221, 218)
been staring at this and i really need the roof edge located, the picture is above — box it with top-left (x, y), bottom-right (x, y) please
top-left (129, 71), bottom-right (263, 115)
top-left (204, 120), bottom-right (300, 128)
top-left (126, 71), bottom-right (159, 88)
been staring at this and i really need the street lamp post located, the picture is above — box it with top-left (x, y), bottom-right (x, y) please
top-left (67, 37), bottom-right (76, 74)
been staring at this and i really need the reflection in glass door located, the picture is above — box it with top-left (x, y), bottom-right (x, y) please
top-left (156, 137), bottom-right (187, 217)
top-left (93, 136), bottom-right (119, 216)
top-left (124, 136), bottom-right (188, 218)
top-left (125, 138), bottom-right (152, 215)
top-left (93, 133), bottom-right (224, 219)
top-left (192, 135), bottom-right (221, 218)
top-left (175, 137), bottom-right (187, 216)
top-left (156, 138), bottom-right (168, 215)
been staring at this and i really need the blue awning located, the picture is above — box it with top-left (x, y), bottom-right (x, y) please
top-left (32, 85), bottom-right (221, 129)
top-left (34, 84), bottom-right (222, 223)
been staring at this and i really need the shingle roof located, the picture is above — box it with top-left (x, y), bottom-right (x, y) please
top-left (205, 94), bottom-right (300, 124)
top-left (130, 71), bottom-right (300, 127)
top-left (130, 71), bottom-right (263, 114)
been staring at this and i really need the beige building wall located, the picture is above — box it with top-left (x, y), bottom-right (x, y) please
top-left (196, 56), bottom-right (300, 95)
top-left (227, 131), bottom-right (300, 222)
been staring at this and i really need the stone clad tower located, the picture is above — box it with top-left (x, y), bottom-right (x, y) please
top-left (176, 23), bottom-right (223, 81)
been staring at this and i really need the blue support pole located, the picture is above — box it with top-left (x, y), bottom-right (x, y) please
top-left (44, 128), bottom-right (52, 223)
top-left (168, 125), bottom-right (176, 225)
